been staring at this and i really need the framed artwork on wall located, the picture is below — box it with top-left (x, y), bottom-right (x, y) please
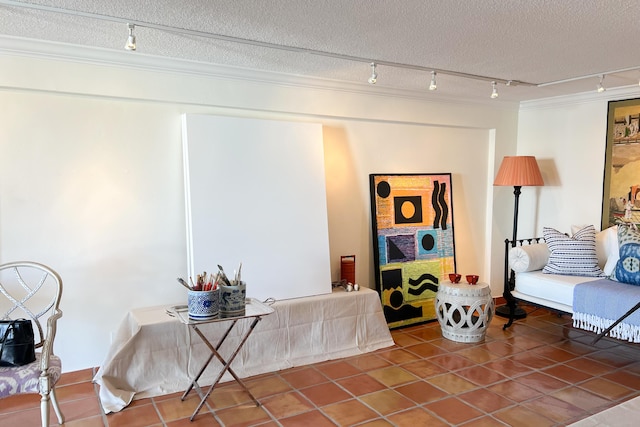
top-left (370, 173), bottom-right (456, 328)
top-left (602, 98), bottom-right (640, 229)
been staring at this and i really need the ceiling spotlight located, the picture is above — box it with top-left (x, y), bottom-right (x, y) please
top-left (490, 81), bottom-right (499, 99)
top-left (429, 71), bottom-right (437, 91)
top-left (125, 23), bottom-right (136, 51)
top-left (597, 75), bottom-right (606, 93)
top-left (368, 62), bottom-right (377, 84)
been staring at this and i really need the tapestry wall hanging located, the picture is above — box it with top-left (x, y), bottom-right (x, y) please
top-left (370, 173), bottom-right (456, 328)
top-left (602, 98), bottom-right (640, 229)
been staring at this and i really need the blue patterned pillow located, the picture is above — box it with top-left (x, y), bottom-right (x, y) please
top-left (612, 225), bottom-right (640, 286)
top-left (542, 225), bottom-right (605, 277)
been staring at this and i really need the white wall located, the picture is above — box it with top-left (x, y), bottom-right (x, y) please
top-left (517, 88), bottom-right (640, 236)
top-left (0, 37), bottom-right (519, 372)
top-left (183, 114), bottom-right (331, 301)
top-left (322, 121), bottom-right (494, 288)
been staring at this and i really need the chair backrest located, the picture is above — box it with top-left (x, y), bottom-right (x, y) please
top-left (0, 262), bottom-right (63, 348)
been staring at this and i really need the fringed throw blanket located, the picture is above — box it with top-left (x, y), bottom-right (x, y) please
top-left (573, 278), bottom-right (640, 343)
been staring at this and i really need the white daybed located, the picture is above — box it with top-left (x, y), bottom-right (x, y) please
top-left (502, 225), bottom-right (640, 343)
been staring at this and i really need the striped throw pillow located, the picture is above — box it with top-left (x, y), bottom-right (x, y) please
top-left (542, 225), bottom-right (605, 277)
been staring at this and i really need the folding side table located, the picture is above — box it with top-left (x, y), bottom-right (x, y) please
top-left (167, 298), bottom-right (274, 421)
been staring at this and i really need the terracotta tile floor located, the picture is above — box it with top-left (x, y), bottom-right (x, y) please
top-left (1, 305), bottom-right (639, 426)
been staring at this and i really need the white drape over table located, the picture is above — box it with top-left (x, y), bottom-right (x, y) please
top-left (93, 288), bottom-right (394, 413)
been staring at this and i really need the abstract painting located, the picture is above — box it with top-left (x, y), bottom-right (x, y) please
top-left (370, 174), bottom-right (456, 328)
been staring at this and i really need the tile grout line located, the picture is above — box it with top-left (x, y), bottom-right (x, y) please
top-left (2, 307), bottom-right (639, 426)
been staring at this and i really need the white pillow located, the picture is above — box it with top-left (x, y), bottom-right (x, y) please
top-left (509, 243), bottom-right (550, 273)
top-left (599, 226), bottom-right (619, 276)
top-left (543, 225), bottom-right (605, 277)
top-left (571, 224), bottom-right (590, 235)
top-left (573, 224), bottom-right (619, 275)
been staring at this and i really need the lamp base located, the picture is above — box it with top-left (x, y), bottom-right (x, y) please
top-left (495, 304), bottom-right (527, 319)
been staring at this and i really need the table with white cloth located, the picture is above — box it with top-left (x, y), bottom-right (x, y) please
top-left (93, 287), bottom-right (394, 413)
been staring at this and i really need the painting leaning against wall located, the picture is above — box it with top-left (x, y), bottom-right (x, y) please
top-left (602, 98), bottom-right (640, 229)
top-left (370, 173), bottom-right (456, 328)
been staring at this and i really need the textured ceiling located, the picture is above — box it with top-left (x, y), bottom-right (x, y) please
top-left (1, 0), bottom-right (640, 102)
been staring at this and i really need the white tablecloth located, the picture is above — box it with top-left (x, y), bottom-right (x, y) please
top-left (93, 287), bottom-right (394, 413)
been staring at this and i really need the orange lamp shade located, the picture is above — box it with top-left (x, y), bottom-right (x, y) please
top-left (493, 156), bottom-right (544, 187)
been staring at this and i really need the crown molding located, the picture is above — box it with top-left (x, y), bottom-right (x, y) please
top-left (520, 85), bottom-right (640, 110)
top-left (0, 35), bottom-right (517, 109)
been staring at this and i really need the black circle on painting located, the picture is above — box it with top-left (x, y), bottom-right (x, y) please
top-left (422, 234), bottom-right (435, 251)
top-left (389, 290), bottom-right (404, 308)
top-left (377, 181), bottom-right (391, 198)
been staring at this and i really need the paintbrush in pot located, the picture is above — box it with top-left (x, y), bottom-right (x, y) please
top-left (176, 277), bottom-right (191, 290)
top-left (217, 264), bottom-right (231, 286)
top-left (235, 262), bottom-right (242, 283)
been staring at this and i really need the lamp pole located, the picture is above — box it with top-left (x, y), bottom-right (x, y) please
top-left (511, 185), bottom-right (521, 243)
top-left (495, 185), bottom-right (527, 319)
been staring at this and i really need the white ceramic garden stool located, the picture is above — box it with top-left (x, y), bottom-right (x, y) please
top-left (435, 281), bottom-right (494, 343)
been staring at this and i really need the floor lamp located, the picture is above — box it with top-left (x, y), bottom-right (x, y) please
top-left (493, 156), bottom-right (544, 319)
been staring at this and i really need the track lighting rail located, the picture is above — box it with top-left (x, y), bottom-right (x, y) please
top-left (0, 0), bottom-right (532, 88)
top-left (2, 0), bottom-right (639, 95)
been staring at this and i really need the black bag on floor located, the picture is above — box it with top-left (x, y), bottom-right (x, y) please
top-left (0, 319), bottom-right (36, 367)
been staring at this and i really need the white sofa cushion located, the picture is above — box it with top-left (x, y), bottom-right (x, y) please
top-left (574, 225), bottom-right (618, 270)
top-left (508, 225), bottom-right (619, 275)
top-left (509, 243), bottom-right (550, 273)
top-left (598, 225), bottom-right (619, 276)
top-left (572, 224), bottom-right (618, 272)
top-left (514, 270), bottom-right (601, 311)
top-left (543, 225), bottom-right (605, 277)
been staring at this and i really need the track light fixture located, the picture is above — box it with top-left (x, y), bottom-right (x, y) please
top-left (368, 62), bottom-right (377, 84)
top-left (429, 71), bottom-right (437, 91)
top-left (490, 81), bottom-right (499, 99)
top-left (125, 23), bottom-right (136, 51)
top-left (19, 2), bottom-right (640, 98)
top-left (597, 75), bottom-right (606, 92)
top-left (1, 0), bottom-right (544, 93)
top-left (11, 0), bottom-right (640, 95)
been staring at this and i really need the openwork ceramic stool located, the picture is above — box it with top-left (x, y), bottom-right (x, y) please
top-left (435, 281), bottom-right (494, 343)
